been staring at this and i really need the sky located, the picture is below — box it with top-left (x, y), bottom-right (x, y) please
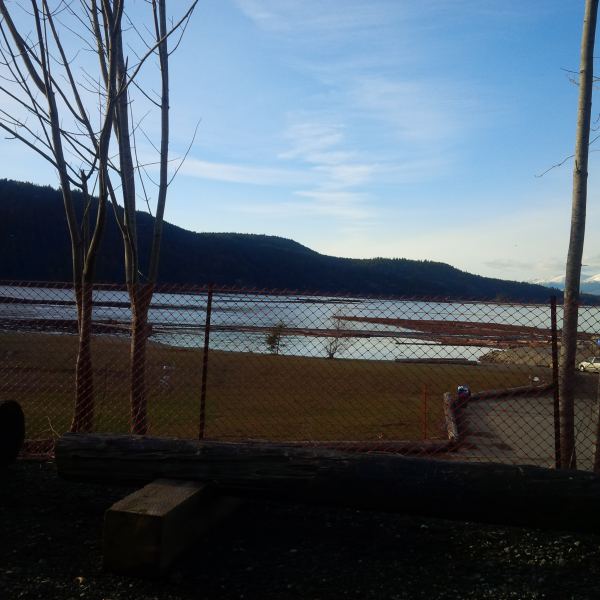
top-left (1, 0), bottom-right (599, 284)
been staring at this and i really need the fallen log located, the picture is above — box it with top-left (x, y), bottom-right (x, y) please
top-left (470, 382), bottom-right (553, 401)
top-left (241, 439), bottom-right (455, 455)
top-left (0, 400), bottom-right (25, 467)
top-left (56, 432), bottom-right (600, 533)
top-left (443, 392), bottom-right (460, 442)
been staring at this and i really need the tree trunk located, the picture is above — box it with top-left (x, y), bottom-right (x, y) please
top-left (70, 177), bottom-right (108, 433)
top-left (147, 0), bottom-right (169, 285)
top-left (129, 283), bottom-right (154, 435)
top-left (559, 0), bottom-right (598, 470)
top-left (56, 433), bottom-right (600, 533)
top-left (71, 283), bottom-right (94, 432)
top-left (124, 1), bottom-right (169, 435)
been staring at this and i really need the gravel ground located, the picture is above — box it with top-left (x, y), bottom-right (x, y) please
top-left (2, 461), bottom-right (600, 600)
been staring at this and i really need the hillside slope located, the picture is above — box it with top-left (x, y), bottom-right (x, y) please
top-left (0, 179), bottom-right (570, 301)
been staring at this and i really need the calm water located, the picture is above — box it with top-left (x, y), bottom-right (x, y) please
top-left (1, 285), bottom-right (599, 362)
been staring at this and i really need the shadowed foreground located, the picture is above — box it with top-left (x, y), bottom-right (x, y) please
top-left (2, 461), bottom-right (600, 600)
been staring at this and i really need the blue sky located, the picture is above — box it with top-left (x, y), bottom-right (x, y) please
top-left (1, 0), bottom-right (599, 283)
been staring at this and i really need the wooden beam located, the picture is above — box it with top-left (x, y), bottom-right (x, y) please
top-left (56, 432), bottom-right (600, 533)
top-left (103, 478), bottom-right (240, 577)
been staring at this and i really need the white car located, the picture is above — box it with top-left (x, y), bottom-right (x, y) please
top-left (578, 357), bottom-right (600, 372)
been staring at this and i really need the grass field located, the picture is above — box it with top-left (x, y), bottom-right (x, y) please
top-left (0, 331), bottom-right (552, 442)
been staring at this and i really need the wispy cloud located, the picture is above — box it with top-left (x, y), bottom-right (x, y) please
top-left (234, 0), bottom-right (538, 36)
top-left (294, 190), bottom-right (369, 219)
top-left (279, 117), bottom-right (377, 220)
top-left (280, 122), bottom-right (345, 162)
top-left (314, 163), bottom-right (375, 188)
top-left (483, 258), bottom-right (540, 272)
top-left (237, 195), bottom-right (369, 221)
top-left (349, 77), bottom-right (474, 145)
top-left (231, 0), bottom-right (490, 228)
top-left (234, 0), bottom-right (390, 34)
top-left (179, 137), bottom-right (374, 221)
top-left (180, 158), bottom-right (311, 186)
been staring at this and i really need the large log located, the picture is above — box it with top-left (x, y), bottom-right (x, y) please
top-left (443, 392), bottom-right (460, 441)
top-left (57, 432), bottom-right (600, 533)
top-left (0, 400), bottom-right (25, 467)
top-left (470, 383), bottom-right (554, 401)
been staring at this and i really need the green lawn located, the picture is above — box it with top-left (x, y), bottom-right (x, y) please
top-left (0, 331), bottom-right (551, 442)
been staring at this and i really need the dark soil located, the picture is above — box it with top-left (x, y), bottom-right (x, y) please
top-left (2, 460), bottom-right (600, 599)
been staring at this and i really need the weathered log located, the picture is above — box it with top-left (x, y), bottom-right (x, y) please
top-left (470, 383), bottom-right (554, 401)
top-left (242, 439), bottom-right (455, 455)
top-left (443, 392), bottom-right (460, 441)
top-left (56, 432), bottom-right (600, 533)
top-left (0, 400), bottom-right (25, 467)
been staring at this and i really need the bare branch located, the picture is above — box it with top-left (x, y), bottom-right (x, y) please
top-left (121, 1), bottom-right (197, 96)
top-left (536, 133), bottom-right (600, 177)
top-left (0, 120), bottom-right (57, 166)
top-left (129, 98), bottom-right (151, 215)
top-left (0, 0), bottom-right (46, 92)
top-left (168, 118), bottom-right (200, 187)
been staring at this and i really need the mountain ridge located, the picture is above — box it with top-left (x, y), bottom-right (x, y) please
top-left (532, 275), bottom-right (600, 296)
top-left (0, 178), bottom-right (587, 303)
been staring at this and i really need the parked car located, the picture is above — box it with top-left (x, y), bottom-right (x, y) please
top-left (578, 357), bottom-right (600, 372)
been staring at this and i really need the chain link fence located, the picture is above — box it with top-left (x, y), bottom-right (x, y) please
top-left (2, 281), bottom-right (600, 470)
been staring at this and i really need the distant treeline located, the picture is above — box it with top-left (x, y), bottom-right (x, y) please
top-left (0, 178), bottom-right (580, 303)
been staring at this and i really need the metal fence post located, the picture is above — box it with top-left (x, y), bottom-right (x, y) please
top-left (199, 284), bottom-right (214, 439)
top-left (551, 295), bottom-right (561, 469)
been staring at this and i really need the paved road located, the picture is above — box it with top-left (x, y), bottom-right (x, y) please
top-left (455, 392), bottom-right (598, 471)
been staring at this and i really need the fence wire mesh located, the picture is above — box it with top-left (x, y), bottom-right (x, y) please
top-left (2, 281), bottom-right (600, 470)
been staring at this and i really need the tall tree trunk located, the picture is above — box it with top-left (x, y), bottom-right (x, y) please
top-left (71, 176), bottom-right (109, 433)
top-left (70, 239), bottom-right (86, 432)
top-left (123, 0), bottom-right (170, 435)
top-left (560, 0), bottom-right (598, 470)
top-left (129, 283), bottom-right (154, 434)
top-left (72, 282), bottom-right (94, 432)
top-left (148, 0), bottom-right (170, 285)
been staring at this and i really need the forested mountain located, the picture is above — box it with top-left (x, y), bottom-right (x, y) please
top-left (0, 178), bottom-right (574, 302)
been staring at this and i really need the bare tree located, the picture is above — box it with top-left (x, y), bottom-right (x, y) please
top-left (560, 0), bottom-right (598, 470)
top-left (265, 321), bottom-right (286, 355)
top-left (0, 0), bottom-right (124, 431)
top-left (109, 0), bottom-right (197, 434)
top-left (0, 0), bottom-right (196, 434)
top-left (324, 310), bottom-right (350, 359)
